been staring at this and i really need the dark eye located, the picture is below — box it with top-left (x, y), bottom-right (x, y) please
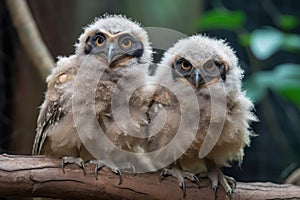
top-left (180, 60), bottom-right (192, 71)
top-left (95, 35), bottom-right (105, 46)
top-left (203, 59), bottom-right (223, 77)
top-left (121, 38), bottom-right (133, 48)
top-left (204, 61), bottom-right (216, 71)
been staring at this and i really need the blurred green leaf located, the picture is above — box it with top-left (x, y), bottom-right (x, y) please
top-left (197, 10), bottom-right (245, 31)
top-left (271, 64), bottom-right (300, 108)
top-left (238, 33), bottom-right (251, 47)
top-left (282, 34), bottom-right (300, 51)
top-left (250, 28), bottom-right (300, 60)
top-left (249, 28), bottom-right (283, 60)
top-left (245, 63), bottom-right (300, 108)
top-left (279, 15), bottom-right (300, 31)
top-left (244, 71), bottom-right (271, 102)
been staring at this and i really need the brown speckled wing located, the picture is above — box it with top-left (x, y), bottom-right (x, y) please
top-left (32, 96), bottom-right (66, 155)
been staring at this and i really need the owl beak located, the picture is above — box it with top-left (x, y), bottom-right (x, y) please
top-left (107, 43), bottom-right (116, 64)
top-left (191, 69), bottom-right (202, 88)
top-left (107, 44), bottom-right (115, 64)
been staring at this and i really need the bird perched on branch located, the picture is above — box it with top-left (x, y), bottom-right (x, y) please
top-left (32, 14), bottom-right (153, 182)
top-left (147, 35), bottom-right (257, 196)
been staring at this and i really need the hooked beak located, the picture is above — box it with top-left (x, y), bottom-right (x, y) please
top-left (107, 43), bottom-right (116, 64)
top-left (191, 69), bottom-right (202, 88)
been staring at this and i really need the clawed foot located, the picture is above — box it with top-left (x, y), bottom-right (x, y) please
top-left (61, 156), bottom-right (86, 175)
top-left (89, 160), bottom-right (135, 185)
top-left (159, 168), bottom-right (200, 197)
top-left (199, 168), bottom-right (236, 198)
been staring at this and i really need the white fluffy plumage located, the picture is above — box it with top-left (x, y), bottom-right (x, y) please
top-left (150, 34), bottom-right (257, 195)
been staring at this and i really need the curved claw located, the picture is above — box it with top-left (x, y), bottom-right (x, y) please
top-left (159, 170), bottom-right (165, 182)
top-left (95, 163), bottom-right (99, 180)
top-left (116, 168), bottom-right (123, 185)
top-left (62, 159), bottom-right (66, 174)
top-left (193, 175), bottom-right (201, 189)
top-left (81, 161), bottom-right (86, 176)
top-left (180, 180), bottom-right (186, 197)
top-left (227, 189), bottom-right (233, 200)
top-left (232, 181), bottom-right (237, 190)
top-left (129, 163), bottom-right (136, 176)
top-left (202, 167), bottom-right (236, 198)
top-left (225, 175), bottom-right (237, 190)
top-left (212, 185), bottom-right (218, 193)
top-left (61, 157), bottom-right (85, 175)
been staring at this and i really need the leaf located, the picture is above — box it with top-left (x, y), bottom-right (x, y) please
top-left (282, 34), bottom-right (300, 51)
top-left (279, 15), bottom-right (300, 31)
top-left (244, 63), bottom-right (300, 108)
top-left (249, 28), bottom-right (283, 60)
top-left (271, 64), bottom-right (300, 108)
top-left (197, 10), bottom-right (245, 31)
top-left (238, 33), bottom-right (251, 47)
top-left (250, 28), bottom-right (300, 60)
top-left (244, 71), bottom-right (273, 102)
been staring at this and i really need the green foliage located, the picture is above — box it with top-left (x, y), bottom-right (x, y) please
top-left (279, 15), bottom-right (299, 31)
top-left (197, 9), bottom-right (245, 31)
top-left (196, 8), bottom-right (300, 107)
top-left (245, 64), bottom-right (300, 108)
top-left (238, 33), bottom-right (251, 47)
top-left (246, 27), bottom-right (300, 107)
top-left (249, 28), bottom-right (300, 60)
top-left (282, 33), bottom-right (300, 51)
top-left (249, 28), bottom-right (283, 60)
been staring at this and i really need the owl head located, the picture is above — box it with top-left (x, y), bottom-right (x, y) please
top-left (159, 35), bottom-right (243, 91)
top-left (75, 14), bottom-right (152, 67)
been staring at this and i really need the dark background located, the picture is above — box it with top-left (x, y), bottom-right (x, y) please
top-left (0, 0), bottom-right (299, 190)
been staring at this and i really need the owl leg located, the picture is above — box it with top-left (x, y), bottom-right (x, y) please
top-left (61, 156), bottom-right (86, 175)
top-left (199, 167), bottom-right (236, 197)
top-left (89, 160), bottom-right (135, 185)
top-left (160, 168), bottom-right (200, 197)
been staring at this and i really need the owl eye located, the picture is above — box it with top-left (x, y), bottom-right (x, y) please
top-left (203, 59), bottom-right (222, 77)
top-left (95, 35), bottom-right (106, 46)
top-left (204, 61), bottom-right (216, 71)
top-left (180, 60), bottom-right (192, 71)
top-left (121, 38), bottom-right (133, 48)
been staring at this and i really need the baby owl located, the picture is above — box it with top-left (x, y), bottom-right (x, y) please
top-left (147, 35), bottom-right (257, 196)
top-left (32, 14), bottom-right (153, 182)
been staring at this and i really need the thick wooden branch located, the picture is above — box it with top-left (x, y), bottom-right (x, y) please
top-left (0, 154), bottom-right (300, 200)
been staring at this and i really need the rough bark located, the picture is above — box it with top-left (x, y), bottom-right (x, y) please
top-left (0, 154), bottom-right (300, 200)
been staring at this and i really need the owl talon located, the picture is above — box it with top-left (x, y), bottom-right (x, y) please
top-left (111, 161), bottom-right (136, 175)
top-left (116, 169), bottom-right (123, 185)
top-left (89, 160), bottom-right (123, 185)
top-left (212, 185), bottom-right (218, 193)
top-left (225, 175), bottom-right (237, 190)
top-left (180, 180), bottom-right (186, 197)
top-left (193, 175), bottom-right (201, 188)
top-left (129, 163), bottom-right (136, 176)
top-left (183, 171), bottom-right (201, 188)
top-left (199, 167), bottom-right (235, 198)
top-left (81, 161), bottom-right (86, 176)
top-left (159, 168), bottom-right (200, 197)
top-left (159, 170), bottom-right (165, 182)
top-left (61, 156), bottom-right (86, 176)
top-left (227, 189), bottom-right (233, 199)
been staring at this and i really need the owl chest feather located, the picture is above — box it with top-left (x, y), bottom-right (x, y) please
top-left (184, 91), bottom-right (250, 167)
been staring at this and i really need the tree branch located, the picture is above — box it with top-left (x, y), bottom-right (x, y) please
top-left (5, 0), bottom-right (54, 79)
top-left (0, 154), bottom-right (300, 200)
